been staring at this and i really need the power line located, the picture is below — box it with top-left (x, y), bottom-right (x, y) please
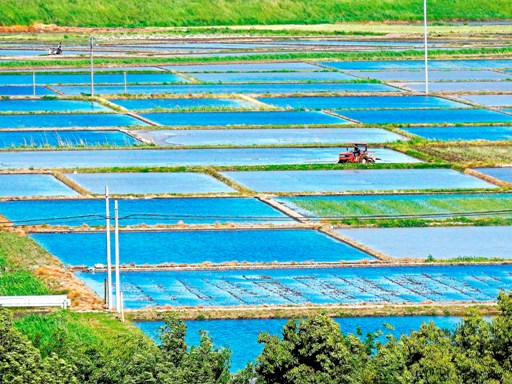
top-left (0, 208), bottom-right (511, 228)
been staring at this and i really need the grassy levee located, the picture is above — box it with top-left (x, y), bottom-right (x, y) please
top-left (0, 231), bottom-right (103, 308)
top-left (0, 231), bottom-right (52, 296)
top-left (13, 310), bottom-right (157, 379)
top-left (130, 302), bottom-right (499, 321)
top-left (1, 0), bottom-right (511, 27)
top-left (15, 311), bottom-right (153, 357)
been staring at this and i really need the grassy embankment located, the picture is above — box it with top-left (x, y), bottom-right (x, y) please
top-left (0, 231), bottom-right (55, 296)
top-left (15, 310), bottom-right (152, 358)
top-left (130, 302), bottom-right (499, 321)
top-left (1, 0), bottom-right (511, 28)
top-left (0, 231), bottom-right (103, 308)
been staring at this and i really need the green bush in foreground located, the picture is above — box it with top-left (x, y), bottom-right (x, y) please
top-left (0, 311), bottom-right (76, 384)
top-left (5, 291), bottom-right (512, 383)
top-left (13, 311), bottom-right (231, 384)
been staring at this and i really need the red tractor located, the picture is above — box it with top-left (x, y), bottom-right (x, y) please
top-left (338, 143), bottom-right (380, 164)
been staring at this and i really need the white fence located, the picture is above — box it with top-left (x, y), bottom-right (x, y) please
top-left (0, 295), bottom-right (71, 309)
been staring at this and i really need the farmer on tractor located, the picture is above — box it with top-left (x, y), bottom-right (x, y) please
top-left (338, 143), bottom-right (380, 164)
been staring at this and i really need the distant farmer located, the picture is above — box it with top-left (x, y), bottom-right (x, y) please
top-left (49, 42), bottom-right (63, 55)
top-left (353, 145), bottom-right (361, 157)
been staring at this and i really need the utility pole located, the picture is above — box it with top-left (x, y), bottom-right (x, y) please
top-left (32, 71), bottom-right (36, 97)
top-left (114, 200), bottom-right (121, 312)
top-left (90, 36), bottom-right (95, 97)
top-left (105, 186), bottom-right (113, 309)
top-left (423, 0), bottom-right (429, 94)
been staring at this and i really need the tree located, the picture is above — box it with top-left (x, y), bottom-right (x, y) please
top-left (255, 314), bottom-right (370, 384)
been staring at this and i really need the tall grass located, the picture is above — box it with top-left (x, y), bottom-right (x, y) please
top-left (15, 311), bottom-right (152, 359)
top-left (0, 232), bottom-right (56, 295)
top-left (0, 271), bottom-right (50, 295)
top-left (1, 0), bottom-right (511, 27)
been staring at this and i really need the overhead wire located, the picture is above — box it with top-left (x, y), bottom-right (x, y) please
top-left (0, 208), bottom-right (511, 228)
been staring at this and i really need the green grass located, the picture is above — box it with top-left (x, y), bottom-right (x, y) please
top-left (0, 232), bottom-right (57, 295)
top-left (289, 195), bottom-right (512, 218)
top-left (414, 144), bottom-right (512, 167)
top-left (14, 311), bottom-right (152, 358)
top-left (1, 0), bottom-right (511, 27)
top-left (331, 217), bottom-right (512, 227)
top-left (425, 255), bottom-right (508, 263)
top-left (0, 271), bottom-right (50, 295)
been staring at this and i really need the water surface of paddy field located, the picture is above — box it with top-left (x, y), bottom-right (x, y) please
top-left (402, 81), bottom-right (512, 93)
top-left (277, 193), bottom-right (512, 219)
top-left (0, 147), bottom-right (416, 168)
top-left (133, 127), bottom-right (405, 146)
top-left (0, 130), bottom-right (138, 148)
top-left (65, 172), bottom-right (234, 194)
top-left (189, 71), bottom-right (357, 83)
top-left (348, 70), bottom-right (512, 82)
top-left (403, 126), bottom-right (512, 141)
top-left (0, 174), bottom-right (78, 197)
top-left (76, 264), bottom-right (512, 308)
top-left (222, 169), bottom-right (495, 193)
top-left (474, 167), bottom-right (512, 184)
top-left (0, 113), bottom-right (145, 129)
top-left (0, 49), bottom-right (46, 57)
top-left (459, 95), bottom-right (512, 107)
top-left (141, 111), bottom-right (348, 126)
top-left (336, 109), bottom-right (512, 124)
top-left (32, 229), bottom-right (373, 266)
top-left (138, 316), bottom-right (463, 372)
top-left (320, 60), bottom-right (512, 71)
top-left (159, 62), bottom-right (321, 72)
top-left (0, 197), bottom-right (287, 226)
top-left (0, 73), bottom-right (188, 85)
top-left (258, 95), bottom-right (468, 110)
top-left (0, 86), bottom-right (54, 96)
top-left (53, 82), bottom-right (398, 96)
top-left (112, 98), bottom-right (255, 111)
top-left (337, 226), bottom-right (512, 259)
top-left (0, 99), bottom-right (110, 113)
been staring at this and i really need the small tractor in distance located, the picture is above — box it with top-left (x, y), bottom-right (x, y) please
top-left (338, 143), bottom-right (380, 164)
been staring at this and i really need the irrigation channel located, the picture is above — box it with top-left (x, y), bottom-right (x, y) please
top-left (1, 39), bottom-right (512, 357)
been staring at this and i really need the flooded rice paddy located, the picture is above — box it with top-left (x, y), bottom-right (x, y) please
top-left (64, 172), bottom-right (235, 194)
top-left (0, 147), bottom-right (418, 168)
top-left (337, 226), bottom-right (512, 259)
top-left (0, 174), bottom-right (78, 197)
top-left (133, 127), bottom-right (405, 146)
top-left (221, 169), bottom-right (495, 192)
top-left (76, 264), bottom-right (512, 308)
top-left (0, 130), bottom-right (138, 148)
top-left (33, 229), bottom-right (373, 266)
top-left (0, 197), bottom-right (287, 226)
